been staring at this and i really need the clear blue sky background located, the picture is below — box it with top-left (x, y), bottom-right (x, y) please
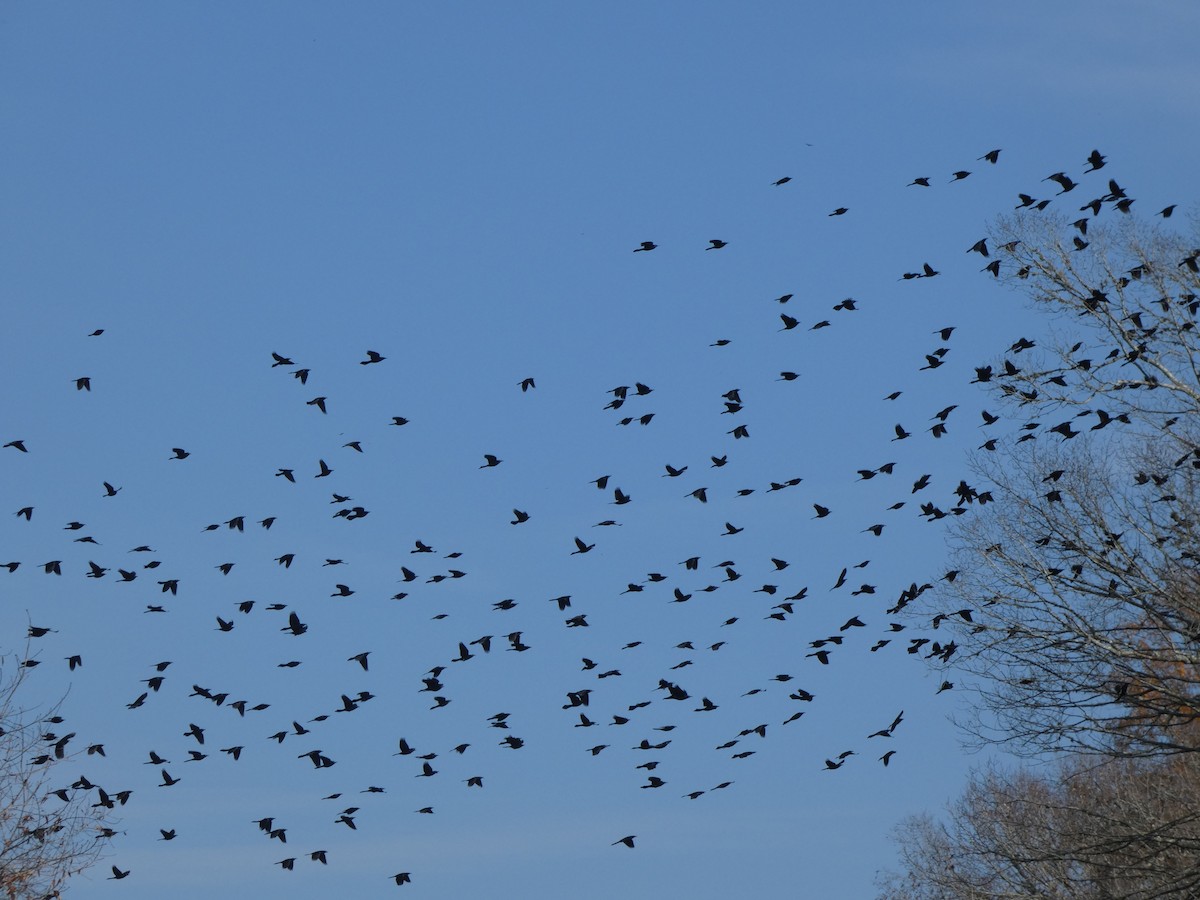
top-left (2, 3), bottom-right (1198, 897)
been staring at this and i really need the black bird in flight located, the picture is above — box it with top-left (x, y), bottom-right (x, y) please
top-left (633, 241), bottom-right (656, 252)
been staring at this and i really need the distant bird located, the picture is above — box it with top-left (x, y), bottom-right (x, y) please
top-left (360, 350), bottom-right (386, 365)
top-left (480, 454), bottom-right (502, 468)
top-left (169, 448), bottom-right (190, 460)
top-left (74, 377), bottom-right (91, 391)
top-left (3, 440), bottom-right (26, 452)
top-left (632, 241), bottom-right (657, 252)
top-left (705, 239), bottom-right (727, 250)
top-left (1083, 149), bottom-right (1106, 172)
top-left (1045, 172), bottom-right (1077, 193)
top-left (519, 377), bottom-right (536, 391)
top-left (978, 149), bottom-right (1000, 163)
top-left (772, 176), bottom-right (791, 186)
top-left (828, 207), bottom-right (848, 216)
top-left (307, 397), bottom-right (327, 414)
top-left (908, 177), bottom-right (930, 187)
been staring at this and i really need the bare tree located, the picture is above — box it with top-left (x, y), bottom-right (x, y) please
top-left (918, 211), bottom-right (1200, 760)
top-left (878, 210), bottom-right (1200, 897)
top-left (878, 752), bottom-right (1200, 900)
top-left (0, 654), bottom-right (111, 899)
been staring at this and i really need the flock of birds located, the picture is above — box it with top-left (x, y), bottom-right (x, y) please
top-left (1, 147), bottom-right (1187, 894)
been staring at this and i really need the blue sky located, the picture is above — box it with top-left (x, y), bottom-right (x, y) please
top-left (2, 3), bottom-right (1198, 897)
